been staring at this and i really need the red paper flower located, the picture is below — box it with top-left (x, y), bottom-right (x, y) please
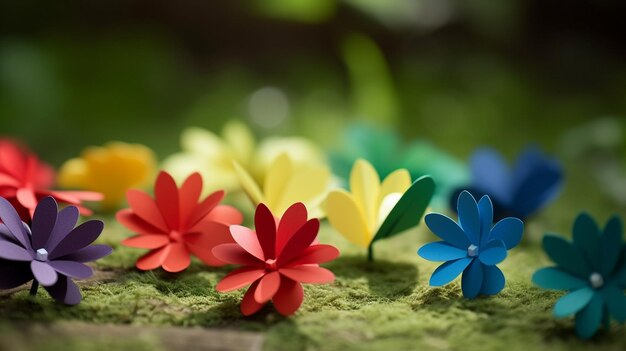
top-left (117, 171), bottom-right (243, 272)
top-left (213, 202), bottom-right (340, 316)
top-left (0, 139), bottom-right (103, 221)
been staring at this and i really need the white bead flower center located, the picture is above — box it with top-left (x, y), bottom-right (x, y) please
top-left (35, 248), bottom-right (48, 261)
top-left (467, 244), bottom-right (479, 257)
top-left (589, 272), bottom-right (604, 289)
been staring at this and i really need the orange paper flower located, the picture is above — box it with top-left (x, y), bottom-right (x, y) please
top-left (117, 171), bottom-right (243, 272)
top-left (213, 203), bottom-right (339, 316)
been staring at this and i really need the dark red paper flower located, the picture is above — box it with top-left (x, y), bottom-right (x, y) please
top-left (117, 171), bottom-right (243, 272)
top-left (213, 202), bottom-right (340, 316)
top-left (0, 139), bottom-right (103, 221)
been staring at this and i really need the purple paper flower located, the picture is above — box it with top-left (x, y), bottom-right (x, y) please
top-left (0, 196), bottom-right (112, 304)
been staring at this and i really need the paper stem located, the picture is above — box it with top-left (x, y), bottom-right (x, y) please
top-left (367, 245), bottom-right (374, 262)
top-left (29, 280), bottom-right (39, 297)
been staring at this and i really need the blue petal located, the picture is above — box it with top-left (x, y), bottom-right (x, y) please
top-left (469, 148), bottom-right (511, 203)
top-left (614, 260), bottom-right (626, 288)
top-left (601, 216), bottom-right (623, 276)
top-left (425, 213), bottom-right (471, 249)
top-left (573, 213), bottom-right (602, 272)
top-left (461, 259), bottom-right (483, 299)
top-left (418, 241), bottom-right (468, 262)
top-left (477, 195), bottom-right (494, 246)
top-left (429, 257), bottom-right (473, 287)
top-left (554, 287), bottom-right (595, 318)
top-left (604, 284), bottom-right (626, 323)
top-left (457, 191), bottom-right (481, 245)
top-left (478, 240), bottom-right (507, 266)
top-left (542, 235), bottom-right (591, 278)
top-left (490, 217), bottom-right (524, 250)
top-left (575, 293), bottom-right (604, 340)
top-left (532, 267), bottom-right (588, 291)
top-left (481, 265), bottom-right (505, 295)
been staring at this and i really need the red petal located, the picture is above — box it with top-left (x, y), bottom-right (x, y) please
top-left (154, 171), bottom-right (179, 231)
top-left (122, 234), bottom-right (169, 249)
top-left (241, 281), bottom-right (265, 316)
top-left (255, 203), bottom-right (276, 259)
top-left (116, 209), bottom-right (165, 235)
top-left (184, 222), bottom-right (234, 266)
top-left (272, 277), bottom-right (304, 316)
top-left (212, 244), bottom-right (262, 266)
top-left (178, 173), bottom-right (202, 227)
top-left (205, 205), bottom-right (243, 226)
top-left (283, 245), bottom-right (340, 266)
top-left (279, 266), bottom-right (335, 284)
top-left (161, 242), bottom-right (191, 272)
top-left (0, 140), bottom-right (26, 179)
top-left (136, 245), bottom-right (170, 271)
top-left (216, 267), bottom-right (265, 292)
top-left (16, 188), bottom-right (37, 210)
top-left (230, 225), bottom-right (265, 261)
top-left (0, 173), bottom-right (20, 187)
top-left (254, 271), bottom-right (281, 303)
top-left (127, 189), bottom-right (168, 232)
top-left (276, 219), bottom-right (320, 265)
top-left (275, 203), bottom-right (308, 256)
top-left (56, 190), bottom-right (103, 201)
top-left (186, 190), bottom-right (224, 229)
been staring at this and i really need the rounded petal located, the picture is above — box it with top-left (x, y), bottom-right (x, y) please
top-left (49, 220), bottom-right (104, 259)
top-left (283, 245), bottom-right (339, 266)
top-left (136, 245), bottom-right (170, 271)
top-left (186, 226), bottom-right (236, 267)
top-left (325, 190), bottom-right (371, 248)
top-left (554, 287), bottom-right (595, 318)
top-left (254, 271), bottom-right (281, 303)
top-left (276, 219), bottom-right (320, 266)
top-left (126, 189), bottom-right (169, 232)
top-left (418, 241), bottom-right (468, 262)
top-left (469, 148), bottom-right (510, 203)
top-left (161, 242), bottom-right (191, 273)
top-left (16, 188), bottom-right (38, 211)
top-left (57, 245), bottom-right (112, 263)
top-left (31, 260), bottom-right (58, 287)
top-left (543, 235), bottom-right (591, 277)
top-left (48, 260), bottom-right (93, 279)
top-left (532, 267), bottom-right (588, 291)
top-left (575, 293), bottom-right (604, 340)
top-left (477, 195), bottom-right (494, 245)
top-left (204, 205), bottom-right (243, 227)
top-left (279, 266), bottom-right (335, 284)
top-left (605, 284), bottom-right (626, 323)
top-left (216, 267), bottom-right (265, 292)
top-left (0, 196), bottom-right (30, 249)
top-left (457, 191), bottom-right (481, 245)
top-left (211, 244), bottom-right (262, 266)
top-left (275, 203), bottom-right (308, 256)
top-left (122, 235), bottom-right (169, 249)
top-left (45, 206), bottom-right (80, 252)
top-left (461, 259), bottom-right (483, 299)
top-left (0, 240), bottom-right (32, 261)
top-left (272, 277), bottom-right (304, 316)
top-left (601, 215), bottom-right (623, 276)
top-left (480, 265), bottom-right (505, 295)
top-left (429, 258), bottom-right (473, 287)
top-left (154, 171), bottom-right (179, 231)
top-left (44, 274), bottom-right (82, 305)
top-left (230, 225), bottom-right (265, 261)
top-left (573, 213), bottom-right (601, 271)
top-left (478, 240), bottom-right (507, 266)
top-left (178, 172), bottom-right (203, 226)
top-left (490, 217), bottom-right (524, 250)
top-left (425, 213), bottom-right (472, 249)
top-left (30, 196), bottom-right (58, 249)
top-left (241, 281), bottom-right (265, 316)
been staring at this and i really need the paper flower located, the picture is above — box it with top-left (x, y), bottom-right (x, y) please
top-left (532, 213), bottom-right (626, 339)
top-left (234, 153), bottom-right (331, 218)
top-left (0, 196), bottom-right (111, 304)
top-left (162, 120), bottom-right (326, 196)
top-left (452, 146), bottom-right (563, 221)
top-left (58, 141), bottom-right (157, 210)
top-left (326, 159), bottom-right (434, 261)
top-left (419, 191), bottom-right (524, 298)
top-left (117, 171), bottom-right (243, 272)
top-left (213, 202), bottom-right (339, 316)
top-left (329, 123), bottom-right (468, 207)
top-left (0, 139), bottom-right (103, 221)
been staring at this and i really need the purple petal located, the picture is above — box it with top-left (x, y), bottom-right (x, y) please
top-left (45, 206), bottom-right (79, 252)
top-left (31, 197), bottom-right (58, 249)
top-left (0, 240), bottom-right (33, 261)
top-left (0, 197), bottom-right (31, 250)
top-left (0, 259), bottom-right (33, 289)
top-left (44, 274), bottom-right (82, 305)
top-left (58, 244), bottom-right (112, 263)
top-left (30, 260), bottom-right (58, 286)
top-left (49, 220), bottom-right (104, 259)
top-left (48, 260), bottom-right (93, 279)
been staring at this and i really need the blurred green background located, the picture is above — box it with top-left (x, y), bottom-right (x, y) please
top-left (1, 0), bottom-right (625, 197)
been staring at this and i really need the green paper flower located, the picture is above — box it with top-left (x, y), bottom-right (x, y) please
top-left (532, 213), bottom-right (626, 339)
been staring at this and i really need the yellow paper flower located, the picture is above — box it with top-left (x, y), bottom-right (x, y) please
top-left (162, 120), bottom-right (326, 196)
top-left (58, 142), bottom-right (157, 210)
top-left (325, 159), bottom-right (412, 248)
top-left (234, 153), bottom-right (331, 218)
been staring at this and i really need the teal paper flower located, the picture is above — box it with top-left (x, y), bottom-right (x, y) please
top-left (532, 213), bottom-right (626, 339)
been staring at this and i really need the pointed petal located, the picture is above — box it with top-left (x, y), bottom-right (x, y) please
top-left (601, 216), bottom-right (623, 276)
top-left (161, 242), bottom-right (190, 273)
top-left (178, 173), bottom-right (202, 226)
top-left (31, 260), bottom-right (58, 286)
top-left (185, 222), bottom-right (235, 266)
top-left (532, 267), bottom-right (588, 290)
top-left (272, 277), bottom-right (304, 316)
top-left (574, 293), bottom-right (604, 339)
top-left (204, 205), bottom-right (242, 226)
top-left (283, 245), bottom-right (339, 266)
top-left (126, 189), bottom-right (168, 232)
top-left (543, 235), bottom-right (591, 277)
top-left (58, 244), bottom-right (112, 263)
top-left (116, 209), bottom-right (164, 236)
top-left (154, 172), bottom-right (179, 231)
top-left (478, 240), bottom-right (507, 266)
top-left (50, 220), bottom-right (104, 259)
top-left (275, 203), bottom-right (308, 256)
top-left (350, 159), bottom-right (381, 231)
top-left (46, 206), bottom-right (80, 252)
top-left (480, 265), bottom-right (505, 295)
top-left (212, 243), bottom-right (261, 266)
top-left (254, 271), bottom-right (281, 303)
top-left (457, 191), bottom-right (481, 245)
top-left (279, 266), bottom-right (335, 284)
top-left (573, 213), bottom-right (602, 271)
top-left (241, 280), bottom-right (265, 316)
top-left (477, 195), bottom-right (494, 246)
top-left (186, 190), bottom-right (225, 228)
top-left (325, 190), bottom-right (371, 248)
top-left (230, 225), bottom-right (265, 261)
top-left (233, 161), bottom-right (265, 208)
top-left (276, 219), bottom-right (320, 266)
top-left (30, 196), bottom-right (57, 249)
top-left (604, 284), bottom-right (626, 323)
top-left (136, 245), bottom-right (170, 271)
top-left (429, 258), bottom-right (473, 286)
top-left (255, 203), bottom-right (276, 259)
top-left (0, 240), bottom-right (32, 261)
top-left (461, 259), bottom-right (483, 299)
top-left (418, 241), bottom-right (468, 262)
top-left (44, 275), bottom-right (82, 305)
top-left (490, 217), bottom-right (524, 250)
top-left (122, 235), bottom-right (169, 249)
top-left (216, 267), bottom-right (266, 292)
top-left (554, 287), bottom-right (595, 318)
top-left (425, 213), bottom-right (471, 249)
top-left (48, 260), bottom-right (93, 279)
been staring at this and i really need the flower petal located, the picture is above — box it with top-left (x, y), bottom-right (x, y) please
top-left (255, 203), bottom-right (277, 259)
top-left (30, 196), bottom-right (58, 249)
top-left (554, 287), bottom-right (595, 318)
top-left (429, 257), bottom-right (473, 287)
top-left (136, 245), bottom-right (170, 271)
top-left (276, 219), bottom-right (320, 266)
top-left (57, 244), bottom-right (112, 263)
top-left (230, 225), bottom-right (265, 261)
top-left (418, 241), bottom-right (468, 262)
top-left (532, 267), bottom-right (588, 290)
top-left (161, 242), bottom-right (191, 273)
top-left (425, 213), bottom-right (471, 249)
top-left (49, 220), bottom-right (104, 259)
top-left (241, 280), bottom-right (265, 316)
top-left (16, 187), bottom-right (38, 211)
top-left (573, 213), bottom-right (601, 271)
top-left (543, 235), bottom-right (591, 277)
top-left (469, 148), bottom-right (510, 203)
top-left (154, 172), bottom-right (179, 231)
top-left (457, 191), bottom-right (480, 245)
top-left (178, 172), bottom-right (202, 227)
top-left (601, 216), bottom-right (623, 276)
top-left (185, 223), bottom-right (235, 266)
top-left (204, 205), bottom-right (242, 227)
top-left (275, 203), bottom-right (308, 257)
top-left (45, 206), bottom-right (79, 252)
top-left (0, 240), bottom-right (32, 261)
top-left (461, 259), bottom-right (483, 299)
top-left (280, 266), bottom-right (335, 284)
top-left (211, 244), bottom-right (261, 266)
top-left (480, 265), bottom-right (505, 295)
top-left (122, 235), bottom-right (169, 249)
top-left (325, 189), bottom-right (371, 248)
top-left (186, 190), bottom-right (225, 229)
top-left (0, 196), bottom-right (30, 249)
top-left (126, 189), bottom-right (169, 232)
top-left (254, 271), bottom-right (281, 303)
top-left (489, 217), bottom-right (524, 250)
top-left (478, 239), bottom-right (507, 266)
top-left (31, 260), bottom-right (58, 286)
top-left (574, 293), bottom-right (604, 340)
top-left (48, 260), bottom-right (93, 279)
top-left (43, 274), bottom-right (82, 305)
top-left (272, 277), bottom-right (304, 316)
top-left (216, 267), bottom-right (266, 292)
top-left (477, 195), bottom-right (493, 246)
top-left (116, 209), bottom-right (164, 236)
top-left (283, 245), bottom-right (339, 266)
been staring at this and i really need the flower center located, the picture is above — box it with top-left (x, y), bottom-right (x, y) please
top-left (467, 244), bottom-right (479, 257)
top-left (35, 248), bottom-right (48, 261)
top-left (265, 258), bottom-right (278, 271)
top-left (589, 272), bottom-right (604, 289)
top-left (169, 230), bottom-right (183, 242)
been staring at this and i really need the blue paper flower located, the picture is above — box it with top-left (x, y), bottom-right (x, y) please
top-left (532, 213), bottom-right (626, 339)
top-left (419, 191), bottom-right (524, 299)
top-left (452, 146), bottom-right (563, 221)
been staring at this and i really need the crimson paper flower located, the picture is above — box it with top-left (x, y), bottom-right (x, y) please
top-left (117, 171), bottom-right (243, 272)
top-left (0, 139), bottom-right (103, 221)
top-left (213, 203), bottom-right (340, 316)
